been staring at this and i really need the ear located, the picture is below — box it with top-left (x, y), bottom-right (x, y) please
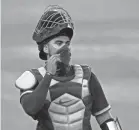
top-left (43, 45), bottom-right (49, 53)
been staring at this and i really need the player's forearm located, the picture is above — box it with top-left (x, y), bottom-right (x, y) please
top-left (21, 73), bottom-right (52, 115)
top-left (95, 111), bottom-right (122, 130)
top-left (95, 111), bottom-right (113, 125)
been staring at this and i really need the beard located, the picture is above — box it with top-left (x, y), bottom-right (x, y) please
top-left (56, 62), bottom-right (69, 76)
top-left (59, 49), bottom-right (71, 65)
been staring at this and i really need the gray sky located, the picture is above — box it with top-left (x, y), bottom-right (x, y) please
top-left (2, 0), bottom-right (139, 24)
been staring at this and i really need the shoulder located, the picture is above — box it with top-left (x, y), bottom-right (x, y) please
top-left (15, 70), bottom-right (37, 90)
top-left (73, 64), bottom-right (93, 79)
top-left (73, 64), bottom-right (91, 70)
top-left (80, 64), bottom-right (91, 71)
top-left (15, 66), bottom-right (46, 90)
top-left (80, 64), bottom-right (97, 76)
top-left (79, 64), bottom-right (98, 81)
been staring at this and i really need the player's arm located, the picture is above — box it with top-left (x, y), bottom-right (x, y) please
top-left (15, 54), bottom-right (60, 116)
top-left (15, 70), bottom-right (52, 116)
top-left (89, 72), bottom-right (122, 130)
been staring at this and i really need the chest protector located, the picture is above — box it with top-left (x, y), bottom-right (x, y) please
top-left (32, 64), bottom-right (93, 130)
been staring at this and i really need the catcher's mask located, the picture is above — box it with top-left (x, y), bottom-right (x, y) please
top-left (33, 5), bottom-right (74, 44)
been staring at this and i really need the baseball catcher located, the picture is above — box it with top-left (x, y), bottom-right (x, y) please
top-left (15, 5), bottom-right (122, 130)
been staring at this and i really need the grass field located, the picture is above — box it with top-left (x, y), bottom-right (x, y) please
top-left (2, 20), bottom-right (139, 130)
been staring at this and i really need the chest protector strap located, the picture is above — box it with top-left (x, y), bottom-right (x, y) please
top-left (81, 65), bottom-right (92, 80)
top-left (80, 65), bottom-right (92, 98)
top-left (30, 69), bottom-right (43, 83)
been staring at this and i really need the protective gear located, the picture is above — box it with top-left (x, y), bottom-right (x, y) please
top-left (39, 50), bottom-right (47, 60)
top-left (16, 64), bottom-right (112, 130)
top-left (15, 71), bottom-right (37, 90)
top-left (20, 65), bottom-right (93, 130)
top-left (33, 5), bottom-right (74, 43)
top-left (100, 118), bottom-right (122, 130)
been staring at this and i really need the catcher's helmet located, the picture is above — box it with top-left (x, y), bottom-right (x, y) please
top-left (33, 5), bottom-right (74, 44)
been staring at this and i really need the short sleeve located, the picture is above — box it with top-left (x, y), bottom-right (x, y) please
top-left (19, 87), bottom-right (36, 102)
top-left (89, 72), bottom-right (111, 116)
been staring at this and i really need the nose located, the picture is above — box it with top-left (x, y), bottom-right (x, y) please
top-left (62, 42), bottom-right (70, 49)
top-left (56, 44), bottom-right (68, 54)
top-left (65, 44), bottom-right (71, 51)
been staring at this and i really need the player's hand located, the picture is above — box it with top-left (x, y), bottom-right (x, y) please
top-left (46, 54), bottom-right (61, 75)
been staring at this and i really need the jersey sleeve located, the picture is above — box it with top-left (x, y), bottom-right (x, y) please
top-left (89, 72), bottom-right (111, 116)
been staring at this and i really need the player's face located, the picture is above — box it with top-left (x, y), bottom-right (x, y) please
top-left (46, 36), bottom-right (71, 56)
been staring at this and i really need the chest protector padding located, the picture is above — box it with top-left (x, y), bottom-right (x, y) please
top-left (31, 65), bottom-right (92, 130)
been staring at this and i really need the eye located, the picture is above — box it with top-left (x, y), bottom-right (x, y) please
top-left (66, 41), bottom-right (70, 46)
top-left (55, 41), bottom-right (63, 46)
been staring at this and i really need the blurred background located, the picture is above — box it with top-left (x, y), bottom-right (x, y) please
top-left (2, 0), bottom-right (139, 130)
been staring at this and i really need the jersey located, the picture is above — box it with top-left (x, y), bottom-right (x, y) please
top-left (16, 64), bottom-right (110, 130)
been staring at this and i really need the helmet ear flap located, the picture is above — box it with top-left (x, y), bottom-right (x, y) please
top-left (38, 43), bottom-right (48, 60)
top-left (39, 50), bottom-right (48, 60)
